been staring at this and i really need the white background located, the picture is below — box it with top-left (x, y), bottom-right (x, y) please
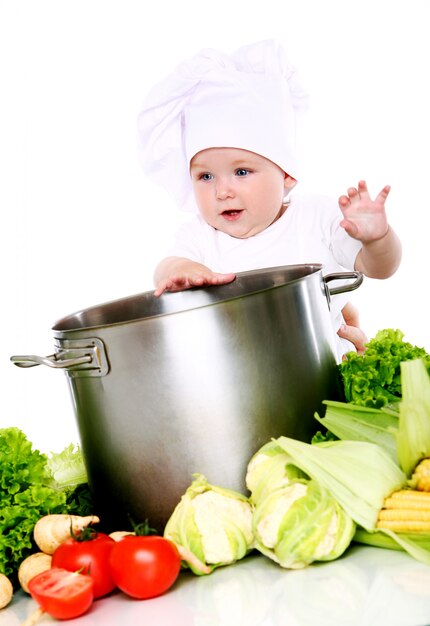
top-left (1, 0), bottom-right (429, 453)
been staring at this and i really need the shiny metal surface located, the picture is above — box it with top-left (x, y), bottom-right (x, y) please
top-left (16, 265), bottom-right (362, 531)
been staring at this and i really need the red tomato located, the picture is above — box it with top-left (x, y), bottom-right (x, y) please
top-left (28, 567), bottom-right (94, 620)
top-left (109, 535), bottom-right (181, 599)
top-left (52, 532), bottom-right (116, 598)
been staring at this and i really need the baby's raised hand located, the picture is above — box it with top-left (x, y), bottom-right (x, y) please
top-left (338, 180), bottom-right (390, 243)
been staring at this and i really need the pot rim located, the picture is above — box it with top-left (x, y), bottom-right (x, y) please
top-left (52, 263), bottom-right (324, 333)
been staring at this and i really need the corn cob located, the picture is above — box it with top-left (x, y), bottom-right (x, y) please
top-left (376, 520), bottom-right (430, 532)
top-left (410, 458), bottom-right (430, 492)
top-left (379, 509), bottom-right (430, 521)
top-left (384, 489), bottom-right (430, 510)
top-left (376, 489), bottom-right (430, 532)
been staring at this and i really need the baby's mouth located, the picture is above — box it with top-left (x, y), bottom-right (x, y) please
top-left (221, 209), bottom-right (244, 221)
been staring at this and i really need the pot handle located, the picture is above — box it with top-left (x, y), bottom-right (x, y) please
top-left (10, 353), bottom-right (92, 369)
top-left (324, 271), bottom-right (363, 295)
top-left (10, 338), bottom-right (109, 377)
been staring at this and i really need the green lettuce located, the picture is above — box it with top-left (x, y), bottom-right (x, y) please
top-left (47, 443), bottom-right (93, 516)
top-left (47, 443), bottom-right (88, 490)
top-left (0, 428), bottom-right (92, 587)
top-left (340, 329), bottom-right (430, 408)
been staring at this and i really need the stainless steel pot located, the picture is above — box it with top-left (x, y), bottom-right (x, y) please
top-left (12, 264), bottom-right (362, 531)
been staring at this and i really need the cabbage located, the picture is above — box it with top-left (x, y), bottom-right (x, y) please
top-left (245, 440), bottom-right (306, 505)
top-left (164, 474), bottom-right (254, 575)
top-left (252, 479), bottom-right (355, 569)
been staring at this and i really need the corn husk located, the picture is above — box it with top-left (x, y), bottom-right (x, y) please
top-left (354, 527), bottom-right (430, 566)
top-left (397, 359), bottom-right (430, 476)
top-left (315, 401), bottom-right (399, 463)
top-left (274, 437), bottom-right (406, 531)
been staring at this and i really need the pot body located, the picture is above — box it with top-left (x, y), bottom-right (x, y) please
top-left (49, 265), bottom-right (351, 531)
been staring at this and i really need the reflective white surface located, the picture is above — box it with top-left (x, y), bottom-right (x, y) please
top-left (5, 545), bottom-right (430, 626)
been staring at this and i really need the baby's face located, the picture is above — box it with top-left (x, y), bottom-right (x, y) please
top-left (190, 147), bottom-right (295, 239)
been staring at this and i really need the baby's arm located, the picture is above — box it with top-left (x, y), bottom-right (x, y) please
top-left (338, 180), bottom-right (402, 278)
top-left (154, 256), bottom-right (236, 296)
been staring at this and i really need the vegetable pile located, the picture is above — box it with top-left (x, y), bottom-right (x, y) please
top-left (315, 354), bottom-right (430, 563)
top-left (163, 329), bottom-right (430, 574)
top-left (2, 326), bottom-right (430, 622)
top-left (0, 432), bottom-right (193, 620)
top-left (7, 512), bottom-right (183, 623)
top-left (0, 429), bottom-right (92, 588)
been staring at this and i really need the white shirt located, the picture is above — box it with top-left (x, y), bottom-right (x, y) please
top-left (165, 193), bottom-right (363, 361)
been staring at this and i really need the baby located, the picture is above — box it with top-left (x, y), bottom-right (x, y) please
top-left (137, 40), bottom-right (401, 359)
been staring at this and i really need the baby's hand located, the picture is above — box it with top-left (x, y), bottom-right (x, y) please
top-left (338, 180), bottom-right (390, 243)
top-left (337, 301), bottom-right (368, 355)
top-left (154, 260), bottom-right (235, 296)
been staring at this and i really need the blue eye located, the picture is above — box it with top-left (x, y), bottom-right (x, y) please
top-left (236, 169), bottom-right (249, 177)
top-left (200, 172), bottom-right (213, 181)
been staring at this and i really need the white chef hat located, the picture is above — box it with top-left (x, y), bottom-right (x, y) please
top-left (137, 39), bottom-right (308, 212)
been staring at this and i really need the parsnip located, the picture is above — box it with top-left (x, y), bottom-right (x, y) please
top-left (33, 514), bottom-right (100, 554)
top-left (0, 573), bottom-right (13, 609)
top-left (18, 553), bottom-right (52, 593)
top-left (109, 531), bottom-right (135, 541)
